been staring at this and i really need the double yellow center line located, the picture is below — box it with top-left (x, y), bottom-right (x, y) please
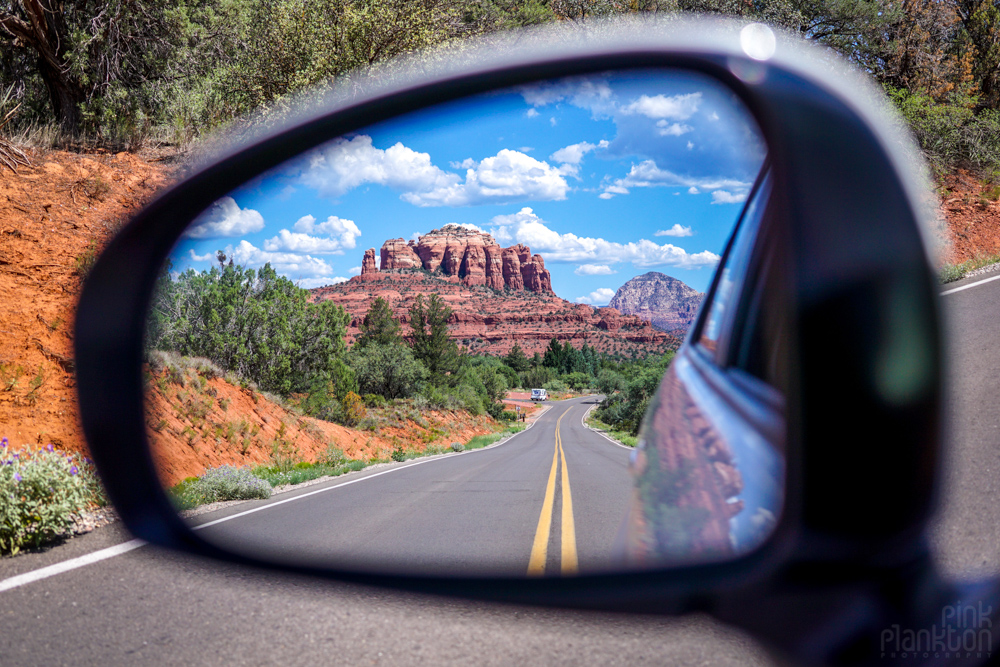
top-left (527, 410), bottom-right (578, 576)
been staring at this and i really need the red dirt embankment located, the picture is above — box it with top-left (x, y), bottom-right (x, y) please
top-left (0, 148), bottom-right (169, 455)
top-left (146, 363), bottom-right (496, 487)
top-left (939, 170), bottom-right (1000, 265)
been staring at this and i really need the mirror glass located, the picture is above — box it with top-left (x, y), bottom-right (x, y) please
top-left (143, 68), bottom-right (783, 575)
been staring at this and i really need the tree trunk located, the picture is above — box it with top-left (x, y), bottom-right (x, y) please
top-left (0, 0), bottom-right (86, 136)
top-left (37, 55), bottom-right (85, 135)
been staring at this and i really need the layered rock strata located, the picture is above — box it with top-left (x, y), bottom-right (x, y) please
top-left (366, 224), bottom-right (553, 294)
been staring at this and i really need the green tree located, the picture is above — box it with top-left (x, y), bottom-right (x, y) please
top-left (564, 371), bottom-right (591, 391)
top-left (356, 297), bottom-right (402, 348)
top-left (348, 343), bottom-right (427, 399)
top-left (542, 337), bottom-right (564, 370)
top-left (409, 293), bottom-right (460, 378)
top-left (0, 0), bottom-right (243, 138)
top-left (147, 261), bottom-right (350, 395)
top-left (503, 342), bottom-right (530, 372)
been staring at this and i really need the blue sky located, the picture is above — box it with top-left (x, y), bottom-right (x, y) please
top-left (169, 69), bottom-right (766, 302)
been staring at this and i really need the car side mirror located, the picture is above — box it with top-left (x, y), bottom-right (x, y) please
top-left (75, 18), bottom-right (974, 665)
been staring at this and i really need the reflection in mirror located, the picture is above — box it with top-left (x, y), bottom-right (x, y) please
top-left (144, 69), bottom-right (782, 576)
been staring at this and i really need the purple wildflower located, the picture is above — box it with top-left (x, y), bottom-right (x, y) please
top-left (46, 444), bottom-right (54, 452)
top-left (70, 466), bottom-right (78, 476)
top-left (1, 437), bottom-right (7, 448)
top-left (13, 473), bottom-right (21, 482)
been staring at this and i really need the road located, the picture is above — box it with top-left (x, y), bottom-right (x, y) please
top-left (1, 272), bottom-right (999, 665)
top-left (191, 398), bottom-right (631, 577)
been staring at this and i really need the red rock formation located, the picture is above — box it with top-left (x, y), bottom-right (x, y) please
top-left (442, 244), bottom-right (464, 276)
top-left (374, 225), bottom-right (552, 294)
top-left (521, 253), bottom-right (550, 292)
top-left (501, 247), bottom-right (524, 291)
top-left (354, 248), bottom-right (381, 281)
top-left (360, 248), bottom-right (377, 274)
top-left (380, 239), bottom-right (422, 270)
top-left (484, 245), bottom-right (505, 290)
top-left (460, 244), bottom-right (487, 287)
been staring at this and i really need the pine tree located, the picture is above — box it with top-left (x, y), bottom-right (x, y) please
top-left (503, 342), bottom-right (530, 373)
top-left (356, 297), bottom-right (401, 348)
top-left (408, 293), bottom-right (460, 378)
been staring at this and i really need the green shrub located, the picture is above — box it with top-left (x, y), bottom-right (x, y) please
top-left (341, 391), bottom-right (367, 426)
top-left (0, 440), bottom-right (107, 555)
top-left (363, 393), bottom-right (387, 408)
top-left (171, 465), bottom-right (271, 510)
top-left (887, 86), bottom-right (1000, 175)
top-left (542, 379), bottom-right (567, 393)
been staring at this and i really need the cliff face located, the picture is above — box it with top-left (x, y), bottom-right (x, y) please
top-left (608, 272), bottom-right (704, 333)
top-left (364, 224), bottom-right (553, 294)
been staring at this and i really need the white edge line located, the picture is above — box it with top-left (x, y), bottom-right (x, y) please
top-left (941, 273), bottom-right (1000, 296)
top-left (0, 539), bottom-right (146, 594)
top-left (0, 401), bottom-right (559, 593)
top-left (581, 404), bottom-right (633, 450)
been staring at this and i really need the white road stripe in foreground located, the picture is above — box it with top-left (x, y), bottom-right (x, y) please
top-left (0, 539), bottom-right (146, 593)
top-left (941, 273), bottom-right (1000, 296)
top-left (0, 405), bottom-right (556, 593)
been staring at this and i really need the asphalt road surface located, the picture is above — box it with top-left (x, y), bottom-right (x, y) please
top-left (1, 274), bottom-right (999, 665)
top-left (193, 397), bottom-right (632, 576)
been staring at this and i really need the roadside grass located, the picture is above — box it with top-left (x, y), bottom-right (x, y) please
top-left (167, 423), bottom-right (527, 510)
top-left (585, 413), bottom-right (639, 448)
top-left (940, 251), bottom-right (1000, 283)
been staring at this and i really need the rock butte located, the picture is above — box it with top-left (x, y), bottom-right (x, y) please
top-left (608, 271), bottom-right (704, 334)
top-left (360, 224), bottom-right (553, 294)
top-left (311, 226), bottom-right (679, 357)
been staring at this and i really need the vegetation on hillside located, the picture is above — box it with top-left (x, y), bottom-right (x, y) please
top-left (2, 0), bottom-right (1000, 178)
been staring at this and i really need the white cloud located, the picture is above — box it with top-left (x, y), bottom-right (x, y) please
top-left (401, 149), bottom-right (569, 207)
top-left (550, 140), bottom-right (607, 165)
top-left (574, 264), bottom-right (616, 276)
top-left (655, 224), bottom-right (694, 238)
top-left (348, 266), bottom-right (362, 276)
top-left (490, 207), bottom-right (719, 269)
top-left (184, 196), bottom-right (264, 239)
top-left (550, 117), bottom-right (557, 127)
top-left (656, 120), bottom-right (693, 136)
top-left (298, 135), bottom-right (457, 199)
top-left (261, 215), bottom-right (361, 255)
top-left (296, 135), bottom-right (568, 207)
top-left (711, 190), bottom-right (749, 205)
top-left (526, 108), bottom-right (539, 118)
top-left (708, 111), bottom-right (720, 121)
top-left (519, 78), bottom-right (614, 111)
top-left (224, 240), bottom-right (334, 278)
top-left (296, 276), bottom-right (349, 289)
top-left (189, 249), bottom-right (215, 262)
top-left (688, 186), bottom-right (699, 194)
top-left (601, 160), bottom-right (750, 202)
top-left (575, 288), bottom-right (616, 305)
top-left (622, 93), bottom-right (701, 120)
top-left (549, 139), bottom-right (608, 177)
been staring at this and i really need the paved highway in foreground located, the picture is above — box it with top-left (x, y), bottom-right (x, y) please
top-left (2, 274), bottom-right (1000, 665)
